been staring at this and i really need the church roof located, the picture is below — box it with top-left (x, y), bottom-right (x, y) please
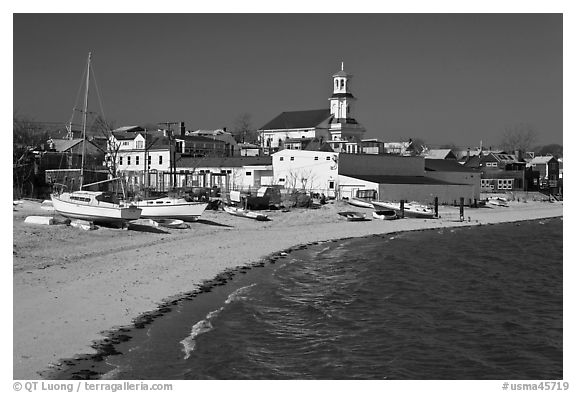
top-left (332, 70), bottom-right (350, 77)
top-left (259, 109), bottom-right (331, 130)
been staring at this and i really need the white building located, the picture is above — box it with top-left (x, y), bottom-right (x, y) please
top-left (272, 149), bottom-right (339, 198)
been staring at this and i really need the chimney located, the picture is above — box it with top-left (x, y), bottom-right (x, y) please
top-left (180, 121), bottom-right (185, 137)
top-left (223, 127), bottom-right (227, 132)
top-left (467, 148), bottom-right (470, 159)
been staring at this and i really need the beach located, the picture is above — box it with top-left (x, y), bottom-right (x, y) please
top-left (12, 199), bottom-right (563, 379)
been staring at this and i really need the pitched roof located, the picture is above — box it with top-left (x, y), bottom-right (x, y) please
top-left (423, 149), bottom-right (457, 160)
top-left (51, 139), bottom-right (83, 152)
top-left (462, 155), bottom-right (482, 168)
top-left (179, 135), bottom-right (227, 144)
top-left (112, 131), bottom-right (139, 140)
top-left (340, 173), bottom-right (465, 185)
top-left (177, 156), bottom-right (272, 169)
top-left (304, 141), bottom-right (334, 152)
top-left (425, 159), bottom-right (479, 173)
top-left (113, 126), bottom-right (145, 133)
top-left (259, 109), bottom-right (331, 130)
top-left (528, 155), bottom-right (558, 164)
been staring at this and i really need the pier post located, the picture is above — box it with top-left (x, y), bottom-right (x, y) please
top-left (459, 197), bottom-right (464, 221)
top-left (400, 200), bottom-right (405, 218)
top-left (434, 197), bottom-right (439, 218)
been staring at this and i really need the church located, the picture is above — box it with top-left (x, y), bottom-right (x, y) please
top-left (258, 64), bottom-right (367, 155)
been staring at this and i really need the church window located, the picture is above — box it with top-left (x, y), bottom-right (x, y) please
top-left (342, 80), bottom-right (345, 89)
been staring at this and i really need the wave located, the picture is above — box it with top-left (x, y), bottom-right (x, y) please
top-left (180, 283), bottom-right (257, 360)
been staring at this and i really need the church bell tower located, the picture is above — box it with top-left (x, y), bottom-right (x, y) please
top-left (329, 62), bottom-right (357, 123)
top-left (327, 63), bottom-right (365, 149)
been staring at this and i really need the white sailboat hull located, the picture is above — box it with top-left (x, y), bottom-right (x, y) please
top-left (134, 197), bottom-right (208, 221)
top-left (51, 192), bottom-right (142, 224)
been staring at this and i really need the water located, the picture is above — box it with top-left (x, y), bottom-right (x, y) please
top-left (96, 218), bottom-right (563, 380)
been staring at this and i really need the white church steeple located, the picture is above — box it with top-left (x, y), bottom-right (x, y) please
top-left (326, 63), bottom-right (366, 153)
top-left (329, 62), bottom-right (355, 121)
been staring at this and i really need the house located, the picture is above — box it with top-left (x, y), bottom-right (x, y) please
top-left (258, 64), bottom-right (366, 155)
top-left (237, 143), bottom-right (261, 157)
top-left (175, 156), bottom-right (273, 192)
top-left (360, 139), bottom-right (386, 155)
top-left (525, 155), bottom-right (561, 194)
top-left (109, 125), bottom-right (233, 193)
top-left (272, 149), bottom-right (339, 198)
top-left (186, 128), bottom-right (238, 156)
top-left (383, 140), bottom-right (423, 156)
top-left (463, 152), bottom-right (526, 192)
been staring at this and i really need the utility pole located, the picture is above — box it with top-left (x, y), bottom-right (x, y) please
top-left (158, 121), bottom-right (179, 189)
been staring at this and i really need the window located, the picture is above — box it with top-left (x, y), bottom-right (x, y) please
top-left (314, 157), bottom-right (318, 161)
top-left (246, 171), bottom-right (252, 176)
top-left (497, 179), bottom-right (513, 190)
top-left (326, 156), bottom-right (331, 160)
top-left (279, 178), bottom-right (285, 182)
top-left (148, 156), bottom-right (151, 165)
top-left (127, 156), bottom-right (131, 165)
top-left (136, 141), bottom-right (143, 149)
top-left (136, 156), bottom-right (140, 165)
top-left (119, 157), bottom-right (123, 165)
top-left (122, 141), bottom-right (129, 146)
top-left (280, 157), bottom-right (284, 161)
top-left (329, 181), bottom-right (335, 189)
top-left (290, 157), bottom-right (294, 161)
top-left (159, 155), bottom-right (163, 165)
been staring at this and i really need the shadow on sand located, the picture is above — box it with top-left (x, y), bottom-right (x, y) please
top-left (125, 223), bottom-right (170, 234)
top-left (194, 219), bottom-right (233, 228)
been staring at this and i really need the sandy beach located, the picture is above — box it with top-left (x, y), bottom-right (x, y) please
top-left (12, 199), bottom-right (563, 379)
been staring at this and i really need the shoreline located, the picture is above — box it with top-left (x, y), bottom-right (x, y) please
top-left (13, 200), bottom-right (563, 379)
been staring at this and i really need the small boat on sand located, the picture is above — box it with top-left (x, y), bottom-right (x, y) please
top-left (487, 197), bottom-right (509, 207)
top-left (371, 201), bottom-right (435, 219)
top-left (223, 205), bottom-right (270, 221)
top-left (346, 197), bottom-right (374, 208)
top-left (372, 210), bottom-right (398, 220)
top-left (337, 211), bottom-right (368, 221)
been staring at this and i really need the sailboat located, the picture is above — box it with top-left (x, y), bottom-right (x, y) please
top-left (51, 52), bottom-right (142, 225)
top-left (133, 196), bottom-right (208, 221)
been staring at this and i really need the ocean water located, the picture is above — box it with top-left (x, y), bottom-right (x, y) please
top-left (96, 218), bottom-right (563, 380)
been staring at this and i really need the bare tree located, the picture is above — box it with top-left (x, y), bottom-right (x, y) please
top-left (232, 113), bottom-right (258, 144)
top-left (500, 124), bottom-right (538, 153)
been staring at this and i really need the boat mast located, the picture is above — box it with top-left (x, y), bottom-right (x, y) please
top-left (79, 52), bottom-right (91, 190)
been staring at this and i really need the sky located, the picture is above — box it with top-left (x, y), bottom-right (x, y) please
top-left (13, 13), bottom-right (563, 149)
